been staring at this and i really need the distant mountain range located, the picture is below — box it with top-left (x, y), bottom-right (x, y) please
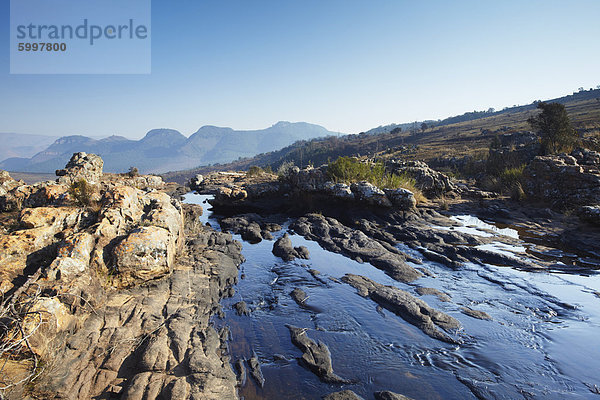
top-left (0, 122), bottom-right (342, 174)
top-left (0, 132), bottom-right (60, 162)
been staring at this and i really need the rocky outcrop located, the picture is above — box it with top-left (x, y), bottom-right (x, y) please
top-left (286, 325), bottom-right (350, 383)
top-left (0, 171), bottom-right (23, 196)
top-left (207, 166), bottom-right (418, 211)
top-left (56, 152), bottom-right (104, 185)
top-left (523, 149), bottom-right (600, 209)
top-left (0, 181), bottom-right (70, 212)
top-left (387, 160), bottom-right (456, 197)
top-left (272, 233), bottom-right (310, 261)
top-left (284, 167), bottom-right (416, 210)
top-left (342, 274), bottom-right (460, 343)
top-left (220, 213), bottom-right (282, 243)
top-left (190, 174), bottom-right (204, 191)
top-left (0, 154), bottom-right (242, 399)
top-left (291, 214), bottom-right (423, 282)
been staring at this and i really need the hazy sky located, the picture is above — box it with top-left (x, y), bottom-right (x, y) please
top-left (1, 0), bottom-right (599, 139)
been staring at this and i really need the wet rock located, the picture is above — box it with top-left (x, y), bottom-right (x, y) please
top-left (248, 353), bottom-right (265, 387)
top-left (272, 233), bottom-right (310, 261)
top-left (324, 390), bottom-right (365, 400)
top-left (290, 288), bottom-right (308, 306)
top-left (461, 306), bottom-right (492, 320)
top-left (220, 213), bottom-right (281, 243)
top-left (374, 391), bottom-right (414, 400)
top-left (56, 152), bottom-right (104, 185)
top-left (234, 301), bottom-right (250, 316)
top-left (286, 325), bottom-right (350, 383)
top-left (291, 214), bottom-right (422, 282)
top-left (235, 358), bottom-right (247, 386)
top-left (342, 274), bottom-right (460, 343)
top-left (416, 287), bottom-right (451, 302)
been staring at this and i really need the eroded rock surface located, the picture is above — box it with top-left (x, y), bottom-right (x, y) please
top-left (523, 149), bottom-right (600, 209)
top-left (56, 152), bottom-right (104, 185)
top-left (286, 325), bottom-right (350, 383)
top-left (342, 274), bottom-right (460, 343)
top-left (291, 214), bottom-right (422, 282)
top-left (0, 154), bottom-right (242, 400)
top-left (272, 233), bottom-right (310, 261)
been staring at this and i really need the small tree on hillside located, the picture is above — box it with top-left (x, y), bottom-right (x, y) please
top-left (527, 102), bottom-right (577, 155)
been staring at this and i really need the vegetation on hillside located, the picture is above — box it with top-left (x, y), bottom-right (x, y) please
top-left (162, 89), bottom-right (600, 185)
top-left (528, 102), bottom-right (578, 155)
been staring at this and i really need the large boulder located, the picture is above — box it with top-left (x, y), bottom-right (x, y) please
top-left (112, 226), bottom-right (175, 285)
top-left (56, 152), bottom-right (104, 185)
top-left (350, 181), bottom-right (392, 207)
top-left (388, 160), bottom-right (455, 197)
top-left (272, 233), bottom-right (310, 261)
top-left (523, 149), bottom-right (600, 209)
top-left (189, 174), bottom-right (204, 191)
top-left (384, 188), bottom-right (416, 209)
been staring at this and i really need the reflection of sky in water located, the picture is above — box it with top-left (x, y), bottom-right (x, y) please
top-left (435, 215), bottom-right (520, 239)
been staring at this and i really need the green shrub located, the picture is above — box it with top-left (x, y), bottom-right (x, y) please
top-left (498, 164), bottom-right (525, 191)
top-left (276, 161), bottom-right (295, 178)
top-left (127, 166), bottom-right (139, 177)
top-left (327, 157), bottom-right (425, 203)
top-left (247, 166), bottom-right (263, 177)
top-left (69, 179), bottom-right (93, 207)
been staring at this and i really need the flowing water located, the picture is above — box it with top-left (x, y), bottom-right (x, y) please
top-left (184, 193), bottom-right (600, 400)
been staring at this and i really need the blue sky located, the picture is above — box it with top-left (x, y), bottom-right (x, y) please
top-left (1, 0), bottom-right (599, 138)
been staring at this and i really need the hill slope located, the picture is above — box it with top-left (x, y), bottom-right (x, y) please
top-left (162, 89), bottom-right (600, 184)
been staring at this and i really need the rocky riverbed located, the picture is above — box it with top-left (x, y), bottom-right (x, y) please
top-left (1, 152), bottom-right (600, 399)
top-left (181, 159), bottom-right (600, 400)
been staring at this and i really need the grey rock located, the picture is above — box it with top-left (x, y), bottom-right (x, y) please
top-left (56, 152), bottom-right (104, 185)
top-left (291, 214), bottom-right (422, 282)
top-left (342, 274), bottom-right (460, 343)
top-left (461, 306), bottom-right (492, 320)
top-left (248, 353), bottom-right (265, 387)
top-left (324, 390), bottom-right (365, 400)
top-left (286, 325), bottom-right (350, 383)
top-left (374, 391), bottom-right (414, 400)
top-left (272, 233), bottom-right (310, 261)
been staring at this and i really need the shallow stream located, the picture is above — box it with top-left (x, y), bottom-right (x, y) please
top-left (184, 193), bottom-right (600, 400)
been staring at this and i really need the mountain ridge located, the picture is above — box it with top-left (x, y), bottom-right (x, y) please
top-left (0, 122), bottom-right (342, 174)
